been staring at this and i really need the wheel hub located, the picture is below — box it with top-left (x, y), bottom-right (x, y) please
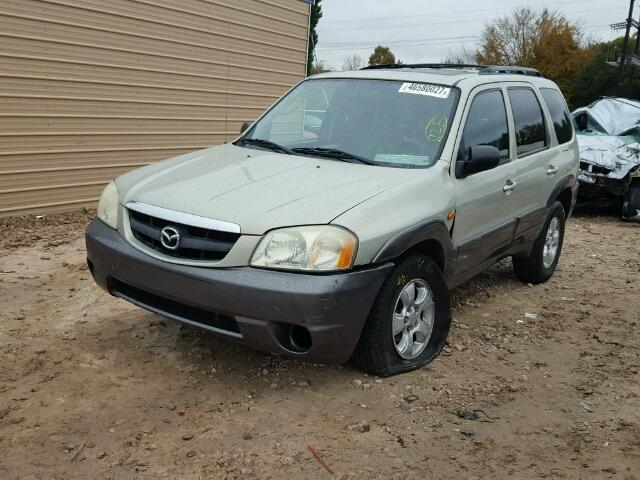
top-left (392, 279), bottom-right (436, 360)
top-left (542, 217), bottom-right (560, 269)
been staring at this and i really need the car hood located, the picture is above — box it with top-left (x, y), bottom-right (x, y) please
top-left (119, 144), bottom-right (416, 234)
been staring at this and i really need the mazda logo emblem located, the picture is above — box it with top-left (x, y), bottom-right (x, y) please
top-left (160, 226), bottom-right (180, 250)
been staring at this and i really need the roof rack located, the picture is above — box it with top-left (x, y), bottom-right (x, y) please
top-left (360, 63), bottom-right (479, 71)
top-left (361, 63), bottom-right (480, 70)
top-left (360, 63), bottom-right (543, 77)
top-left (479, 65), bottom-right (542, 76)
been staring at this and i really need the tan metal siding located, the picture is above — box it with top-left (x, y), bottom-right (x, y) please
top-left (0, 0), bottom-right (310, 216)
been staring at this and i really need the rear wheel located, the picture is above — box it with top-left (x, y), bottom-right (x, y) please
top-left (351, 254), bottom-right (451, 377)
top-left (513, 201), bottom-right (565, 284)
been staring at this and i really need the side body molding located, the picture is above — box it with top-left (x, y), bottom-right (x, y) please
top-left (372, 219), bottom-right (456, 282)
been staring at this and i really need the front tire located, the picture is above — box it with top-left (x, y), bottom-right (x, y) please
top-left (622, 183), bottom-right (640, 219)
top-left (351, 254), bottom-right (451, 377)
top-left (513, 201), bottom-right (566, 284)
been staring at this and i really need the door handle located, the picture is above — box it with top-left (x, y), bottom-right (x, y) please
top-left (503, 180), bottom-right (517, 193)
top-left (547, 165), bottom-right (558, 175)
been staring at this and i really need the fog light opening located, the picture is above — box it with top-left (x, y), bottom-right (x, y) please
top-left (288, 325), bottom-right (312, 353)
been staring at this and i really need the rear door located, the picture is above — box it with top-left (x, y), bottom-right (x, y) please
top-left (505, 86), bottom-right (555, 224)
top-left (451, 86), bottom-right (518, 276)
top-left (538, 86), bottom-right (577, 188)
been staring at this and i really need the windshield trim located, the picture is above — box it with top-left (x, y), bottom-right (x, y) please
top-left (236, 77), bottom-right (462, 169)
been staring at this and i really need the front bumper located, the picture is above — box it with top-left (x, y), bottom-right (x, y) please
top-left (85, 219), bottom-right (392, 363)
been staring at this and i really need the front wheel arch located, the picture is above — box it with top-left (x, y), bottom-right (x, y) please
top-left (372, 220), bottom-right (455, 281)
top-left (403, 239), bottom-right (445, 274)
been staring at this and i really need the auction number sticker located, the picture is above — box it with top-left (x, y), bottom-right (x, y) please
top-left (398, 83), bottom-right (450, 99)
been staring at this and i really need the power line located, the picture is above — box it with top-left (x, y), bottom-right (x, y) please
top-left (319, 42), bottom-right (480, 52)
top-left (320, 35), bottom-right (479, 48)
top-left (318, 6), bottom-right (630, 32)
top-left (316, 24), bottom-right (613, 52)
top-left (318, 0), bottom-right (624, 25)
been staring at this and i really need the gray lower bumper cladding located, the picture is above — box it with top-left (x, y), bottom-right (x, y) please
top-left (85, 219), bottom-right (392, 363)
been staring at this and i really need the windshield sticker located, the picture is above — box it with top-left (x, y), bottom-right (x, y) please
top-left (398, 83), bottom-right (451, 99)
top-left (425, 114), bottom-right (448, 142)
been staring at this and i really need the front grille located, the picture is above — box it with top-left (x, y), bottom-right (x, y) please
top-left (110, 279), bottom-right (241, 335)
top-left (128, 209), bottom-right (240, 261)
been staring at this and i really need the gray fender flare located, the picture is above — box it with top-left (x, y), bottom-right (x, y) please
top-left (372, 220), bottom-right (455, 281)
top-left (547, 174), bottom-right (577, 208)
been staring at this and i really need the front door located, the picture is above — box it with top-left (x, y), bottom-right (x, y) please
top-left (451, 86), bottom-right (518, 277)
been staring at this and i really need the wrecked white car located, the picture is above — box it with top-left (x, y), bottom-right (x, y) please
top-left (572, 97), bottom-right (640, 219)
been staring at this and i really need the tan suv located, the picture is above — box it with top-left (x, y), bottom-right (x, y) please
top-left (86, 64), bottom-right (579, 376)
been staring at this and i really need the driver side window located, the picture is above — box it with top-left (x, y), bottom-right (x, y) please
top-left (458, 90), bottom-right (510, 165)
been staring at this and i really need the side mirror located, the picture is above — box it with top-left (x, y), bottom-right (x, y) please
top-left (240, 121), bottom-right (253, 134)
top-left (456, 145), bottom-right (501, 178)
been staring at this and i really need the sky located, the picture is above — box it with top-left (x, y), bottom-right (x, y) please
top-left (314, 0), bottom-right (638, 70)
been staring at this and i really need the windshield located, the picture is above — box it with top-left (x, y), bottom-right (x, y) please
top-left (241, 78), bottom-right (460, 168)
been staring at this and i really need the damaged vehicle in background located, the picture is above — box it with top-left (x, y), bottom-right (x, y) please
top-left (572, 97), bottom-right (640, 219)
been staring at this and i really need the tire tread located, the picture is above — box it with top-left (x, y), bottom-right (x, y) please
top-left (351, 254), bottom-right (451, 377)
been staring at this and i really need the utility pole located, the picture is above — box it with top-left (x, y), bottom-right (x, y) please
top-left (619, 0), bottom-right (635, 78)
top-left (635, 9), bottom-right (640, 55)
top-left (636, 9), bottom-right (640, 82)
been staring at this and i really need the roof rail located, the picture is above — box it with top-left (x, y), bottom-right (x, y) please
top-left (479, 65), bottom-right (542, 77)
top-left (361, 63), bottom-right (482, 70)
top-left (360, 63), bottom-right (543, 77)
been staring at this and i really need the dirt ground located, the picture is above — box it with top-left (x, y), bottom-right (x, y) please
top-left (0, 210), bottom-right (639, 479)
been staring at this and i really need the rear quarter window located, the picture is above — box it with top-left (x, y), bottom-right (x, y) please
top-left (540, 88), bottom-right (573, 144)
top-left (508, 88), bottom-right (547, 156)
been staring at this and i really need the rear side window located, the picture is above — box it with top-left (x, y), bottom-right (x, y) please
top-left (508, 88), bottom-right (547, 156)
top-left (540, 88), bottom-right (573, 144)
top-left (458, 90), bottom-right (510, 163)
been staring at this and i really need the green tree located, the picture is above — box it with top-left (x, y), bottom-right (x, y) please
top-left (570, 38), bottom-right (640, 108)
top-left (368, 45), bottom-right (397, 66)
top-left (307, 0), bottom-right (323, 76)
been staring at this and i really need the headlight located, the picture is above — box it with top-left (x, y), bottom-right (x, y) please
top-left (97, 180), bottom-right (119, 229)
top-left (251, 226), bottom-right (357, 271)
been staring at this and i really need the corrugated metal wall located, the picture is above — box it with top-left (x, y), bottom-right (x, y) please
top-left (0, 0), bottom-right (310, 216)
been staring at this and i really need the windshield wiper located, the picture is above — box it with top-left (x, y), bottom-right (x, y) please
top-left (236, 138), bottom-right (294, 155)
top-left (292, 147), bottom-right (375, 165)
